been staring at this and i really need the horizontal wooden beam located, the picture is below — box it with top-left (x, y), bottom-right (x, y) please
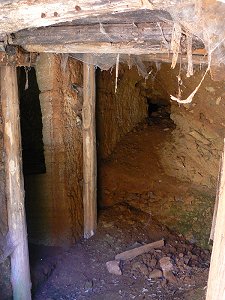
top-left (12, 22), bottom-right (173, 45)
top-left (140, 52), bottom-right (208, 65)
top-left (0, 47), bottom-right (37, 66)
top-left (0, 0), bottom-right (153, 39)
top-left (21, 42), bottom-right (171, 55)
top-left (11, 22), bottom-right (204, 50)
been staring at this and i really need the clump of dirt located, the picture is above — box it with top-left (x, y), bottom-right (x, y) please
top-left (33, 203), bottom-right (209, 300)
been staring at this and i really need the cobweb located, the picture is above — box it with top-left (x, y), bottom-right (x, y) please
top-left (70, 1), bottom-right (225, 103)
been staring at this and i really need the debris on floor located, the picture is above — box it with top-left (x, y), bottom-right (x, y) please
top-left (33, 203), bottom-right (210, 300)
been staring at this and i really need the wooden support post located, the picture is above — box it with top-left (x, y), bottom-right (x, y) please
top-left (82, 58), bottom-right (97, 239)
top-left (1, 66), bottom-right (31, 300)
top-left (206, 139), bottom-right (225, 300)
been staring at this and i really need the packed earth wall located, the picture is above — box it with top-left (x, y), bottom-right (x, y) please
top-left (96, 66), bottom-right (148, 159)
top-left (97, 62), bottom-right (224, 247)
top-left (25, 54), bottom-right (83, 246)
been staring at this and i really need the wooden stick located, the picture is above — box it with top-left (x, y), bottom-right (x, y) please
top-left (82, 56), bottom-right (97, 239)
top-left (1, 66), bottom-right (31, 299)
top-left (206, 139), bottom-right (225, 300)
top-left (115, 239), bottom-right (164, 261)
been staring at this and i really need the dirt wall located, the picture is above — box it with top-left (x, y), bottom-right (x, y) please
top-left (147, 64), bottom-right (225, 247)
top-left (96, 65), bottom-right (148, 159)
top-left (98, 62), bottom-right (224, 248)
top-left (25, 54), bottom-right (83, 246)
top-left (152, 64), bottom-right (224, 191)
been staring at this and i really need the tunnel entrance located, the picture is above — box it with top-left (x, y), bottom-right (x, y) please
top-left (18, 60), bottom-right (223, 300)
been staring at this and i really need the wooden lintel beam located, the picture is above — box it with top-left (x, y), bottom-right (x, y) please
top-left (11, 22), bottom-right (204, 51)
top-left (0, 0), bottom-right (153, 39)
top-left (0, 47), bottom-right (38, 66)
top-left (21, 42), bottom-right (172, 55)
top-left (21, 42), bottom-right (207, 65)
top-left (140, 52), bottom-right (208, 65)
top-left (11, 22), bottom-right (174, 46)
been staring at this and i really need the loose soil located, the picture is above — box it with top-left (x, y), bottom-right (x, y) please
top-left (33, 110), bottom-right (211, 300)
top-left (33, 203), bottom-right (209, 300)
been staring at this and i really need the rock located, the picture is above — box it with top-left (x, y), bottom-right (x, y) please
top-left (159, 257), bottom-right (177, 284)
top-left (84, 280), bottom-right (93, 291)
top-left (164, 271), bottom-right (177, 284)
top-left (106, 260), bottom-right (122, 275)
top-left (132, 262), bottom-right (149, 276)
top-left (159, 257), bottom-right (173, 272)
top-left (149, 258), bottom-right (157, 268)
top-left (149, 269), bottom-right (163, 279)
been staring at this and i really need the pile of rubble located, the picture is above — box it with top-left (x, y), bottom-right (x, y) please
top-left (106, 239), bottom-right (210, 288)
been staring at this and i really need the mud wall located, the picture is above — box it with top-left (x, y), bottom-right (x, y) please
top-left (96, 65), bottom-right (148, 159)
top-left (151, 64), bottom-right (224, 191)
top-left (25, 54), bottom-right (83, 246)
top-left (97, 62), bottom-right (224, 248)
top-left (142, 64), bottom-right (224, 247)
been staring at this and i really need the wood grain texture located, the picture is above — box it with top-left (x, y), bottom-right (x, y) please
top-left (206, 139), bottom-right (225, 300)
top-left (83, 57), bottom-right (97, 239)
top-left (23, 41), bottom-right (169, 55)
top-left (1, 66), bottom-right (31, 300)
top-left (115, 240), bottom-right (164, 261)
top-left (11, 22), bottom-right (204, 50)
top-left (0, 0), bottom-right (151, 39)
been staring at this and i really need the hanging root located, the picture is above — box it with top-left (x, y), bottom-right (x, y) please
top-left (170, 66), bottom-right (209, 104)
top-left (115, 54), bottom-right (120, 93)
top-left (171, 23), bottom-right (182, 69)
top-left (186, 31), bottom-right (193, 77)
top-left (61, 54), bottom-right (69, 73)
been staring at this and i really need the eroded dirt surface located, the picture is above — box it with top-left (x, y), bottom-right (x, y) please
top-left (99, 111), bottom-right (215, 248)
top-left (33, 203), bottom-right (209, 300)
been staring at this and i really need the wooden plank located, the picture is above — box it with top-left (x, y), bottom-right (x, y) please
top-left (22, 42), bottom-right (171, 55)
top-left (11, 22), bottom-right (174, 45)
top-left (141, 53), bottom-right (208, 65)
top-left (0, 0), bottom-right (153, 39)
top-left (206, 139), bottom-right (225, 300)
top-left (11, 22), bottom-right (204, 49)
top-left (82, 56), bottom-right (97, 239)
top-left (115, 239), bottom-right (164, 261)
top-left (1, 66), bottom-right (31, 299)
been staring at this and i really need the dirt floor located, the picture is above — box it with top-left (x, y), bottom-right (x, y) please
top-left (32, 203), bottom-right (210, 300)
top-left (32, 109), bottom-right (212, 300)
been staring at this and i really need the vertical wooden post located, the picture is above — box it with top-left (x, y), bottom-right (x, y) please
top-left (82, 58), bottom-right (97, 239)
top-left (1, 66), bottom-right (31, 300)
top-left (206, 139), bottom-right (225, 300)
